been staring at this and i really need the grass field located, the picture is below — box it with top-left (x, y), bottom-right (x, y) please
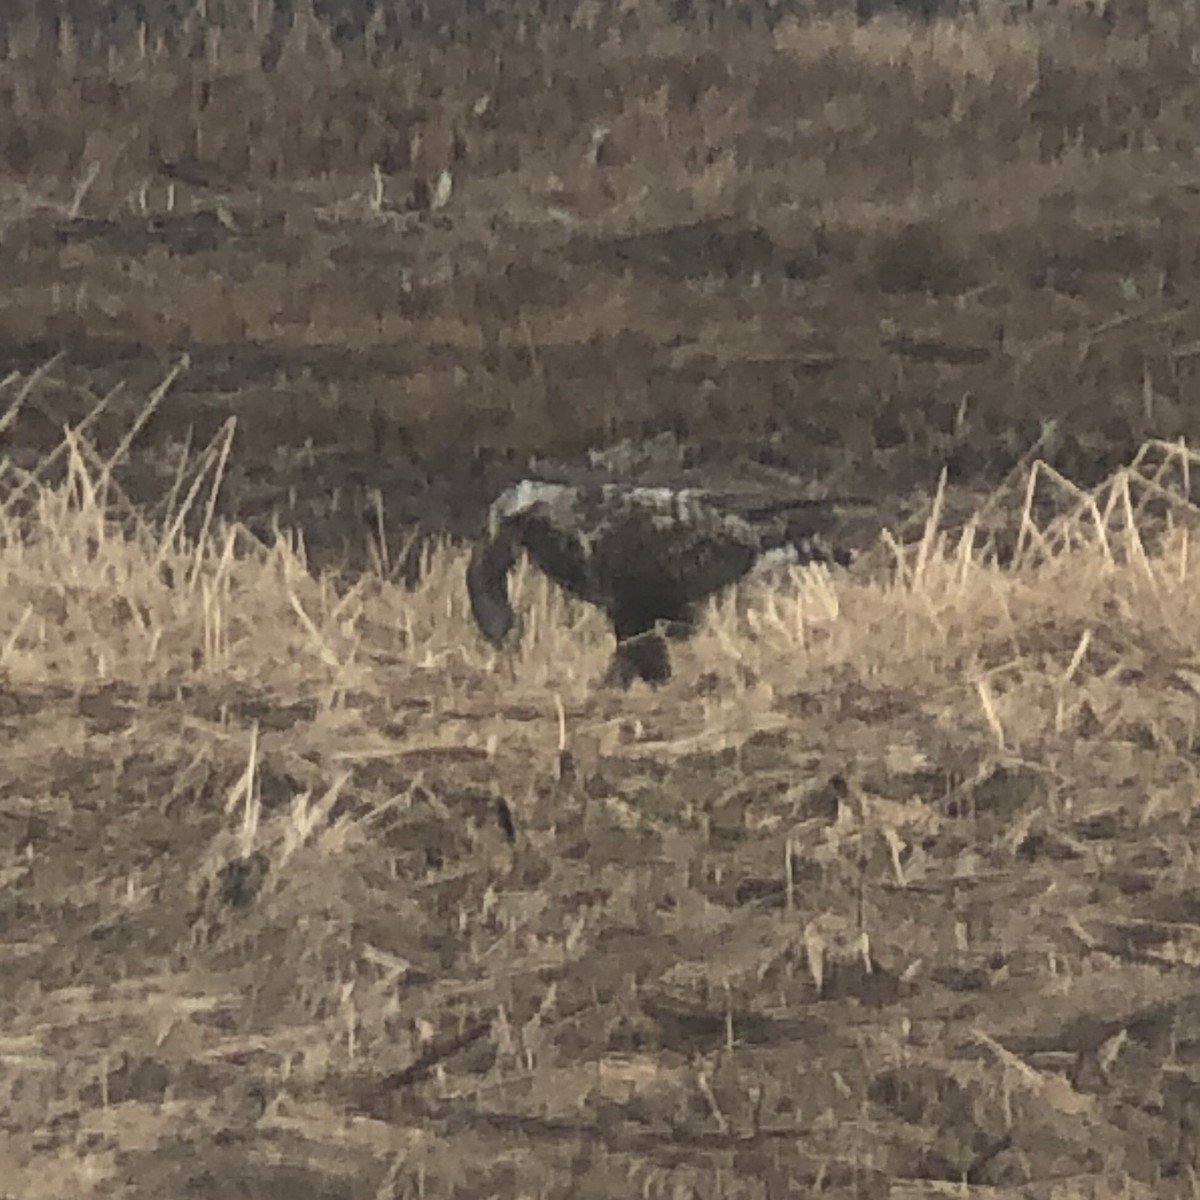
top-left (4, 411), bottom-right (1200, 1196)
top-left (5, 0), bottom-right (1200, 1195)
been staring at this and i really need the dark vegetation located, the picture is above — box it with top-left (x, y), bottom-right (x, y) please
top-left (1, 0), bottom-right (1198, 548)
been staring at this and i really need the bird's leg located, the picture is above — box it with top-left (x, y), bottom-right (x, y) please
top-left (607, 628), bottom-right (672, 686)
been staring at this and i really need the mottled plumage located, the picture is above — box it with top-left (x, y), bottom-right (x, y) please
top-left (467, 479), bottom-right (845, 685)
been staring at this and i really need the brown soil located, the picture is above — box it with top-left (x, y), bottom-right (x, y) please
top-left (2, 2), bottom-right (1200, 1196)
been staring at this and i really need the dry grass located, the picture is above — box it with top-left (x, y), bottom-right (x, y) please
top-left (3, 404), bottom-right (1200, 1196)
top-left (5, 2), bottom-right (1200, 1194)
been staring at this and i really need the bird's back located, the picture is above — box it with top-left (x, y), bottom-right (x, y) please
top-left (586, 487), bottom-right (763, 615)
top-left (469, 475), bottom-right (851, 678)
top-left (497, 482), bottom-right (763, 609)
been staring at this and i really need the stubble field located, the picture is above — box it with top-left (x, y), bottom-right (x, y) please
top-left (5, 0), bottom-right (1200, 1196)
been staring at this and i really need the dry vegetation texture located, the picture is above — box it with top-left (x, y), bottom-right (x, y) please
top-left (1, 0), bottom-right (1200, 488)
top-left (7, 1), bottom-right (1200, 1196)
top-left (5, 417), bottom-right (1200, 1197)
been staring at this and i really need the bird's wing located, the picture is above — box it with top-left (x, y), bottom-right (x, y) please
top-left (589, 487), bottom-right (763, 599)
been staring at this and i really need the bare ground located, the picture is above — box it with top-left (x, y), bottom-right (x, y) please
top-left (3, 0), bottom-right (1200, 504)
top-left (4, 2), bottom-right (1200, 1196)
top-left (2, 430), bottom-right (1200, 1198)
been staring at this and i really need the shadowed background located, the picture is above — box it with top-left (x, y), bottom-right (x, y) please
top-left (0, 0), bottom-right (1195, 561)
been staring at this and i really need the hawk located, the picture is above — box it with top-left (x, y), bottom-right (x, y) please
top-left (467, 479), bottom-right (848, 685)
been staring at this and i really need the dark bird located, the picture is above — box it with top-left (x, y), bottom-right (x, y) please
top-left (466, 479), bottom-right (848, 686)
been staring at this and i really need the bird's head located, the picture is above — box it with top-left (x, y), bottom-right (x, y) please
top-left (466, 528), bottom-right (521, 646)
